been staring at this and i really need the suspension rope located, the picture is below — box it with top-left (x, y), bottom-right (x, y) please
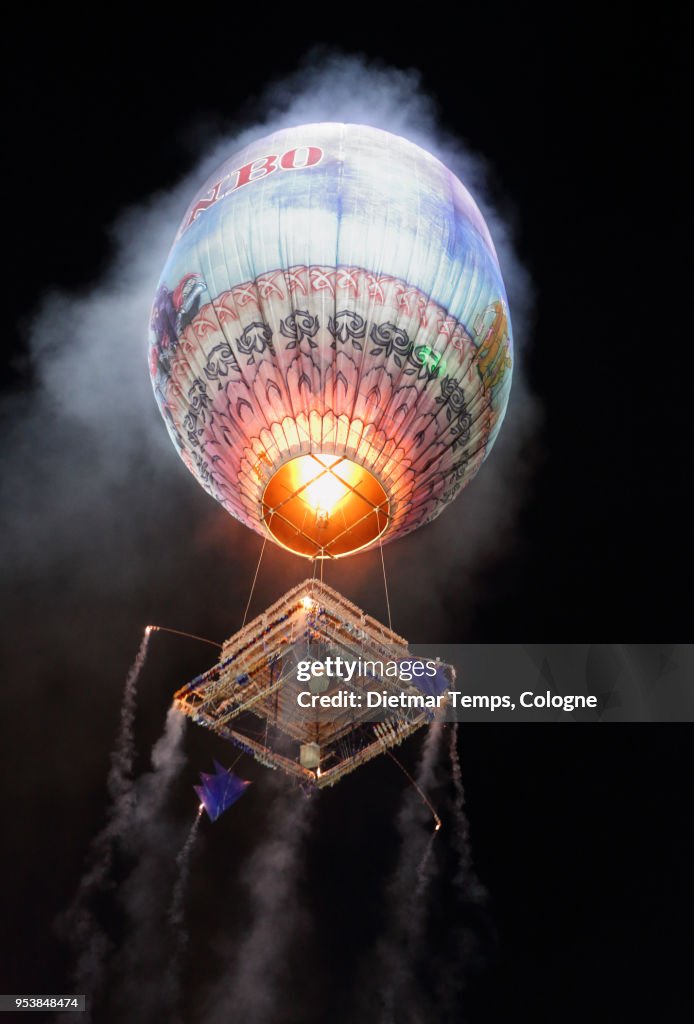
top-left (242, 533), bottom-right (268, 628)
top-left (386, 750), bottom-right (442, 832)
top-left (146, 625), bottom-right (222, 650)
top-left (378, 533), bottom-right (393, 632)
top-left (308, 556), bottom-right (318, 600)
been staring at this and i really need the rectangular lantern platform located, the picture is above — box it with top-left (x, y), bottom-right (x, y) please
top-left (173, 579), bottom-right (450, 788)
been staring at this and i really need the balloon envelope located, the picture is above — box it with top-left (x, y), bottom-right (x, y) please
top-left (149, 123), bottom-right (513, 558)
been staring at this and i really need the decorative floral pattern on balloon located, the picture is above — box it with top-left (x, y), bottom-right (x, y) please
top-left (368, 322), bottom-right (412, 366)
top-left (181, 379), bottom-right (213, 449)
top-left (236, 322), bottom-right (275, 364)
top-left (203, 341), bottom-right (243, 386)
top-left (328, 311), bottom-right (366, 348)
top-left (280, 311), bottom-right (320, 348)
top-left (405, 345), bottom-right (447, 383)
top-left (148, 264), bottom-right (511, 548)
top-left (437, 377), bottom-right (473, 449)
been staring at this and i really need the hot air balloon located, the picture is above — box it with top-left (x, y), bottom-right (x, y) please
top-left (149, 123), bottom-right (512, 560)
top-left (153, 124), bottom-right (512, 791)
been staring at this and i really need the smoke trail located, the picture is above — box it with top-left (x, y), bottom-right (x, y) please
top-left (108, 627), bottom-right (152, 807)
top-left (375, 710), bottom-right (447, 1024)
top-left (204, 781), bottom-right (314, 1024)
top-left (169, 809), bottom-right (202, 943)
top-left (165, 808), bottom-right (203, 1020)
top-left (63, 705), bottom-right (187, 1023)
top-left (448, 723), bottom-right (485, 901)
top-left (429, 723), bottom-right (490, 1019)
top-left (415, 833), bottom-right (437, 899)
top-left (106, 705), bottom-right (187, 1024)
top-left (58, 627), bottom-right (153, 1012)
top-left (130, 704), bottom-right (187, 828)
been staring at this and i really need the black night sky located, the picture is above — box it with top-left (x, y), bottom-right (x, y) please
top-left (1, 6), bottom-right (692, 1023)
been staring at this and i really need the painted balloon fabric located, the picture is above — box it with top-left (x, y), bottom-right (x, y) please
top-left (149, 123), bottom-right (513, 556)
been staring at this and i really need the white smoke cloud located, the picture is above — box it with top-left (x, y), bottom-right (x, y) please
top-left (369, 708), bottom-right (447, 1024)
top-left (166, 809), bottom-right (203, 1022)
top-left (433, 723), bottom-right (491, 1015)
top-left (59, 701), bottom-right (187, 1023)
top-left (58, 628), bottom-right (153, 1015)
top-left (203, 778), bottom-right (314, 1024)
top-left (107, 706), bottom-right (188, 1023)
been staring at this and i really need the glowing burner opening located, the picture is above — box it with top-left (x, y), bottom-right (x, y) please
top-left (262, 454), bottom-right (390, 559)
